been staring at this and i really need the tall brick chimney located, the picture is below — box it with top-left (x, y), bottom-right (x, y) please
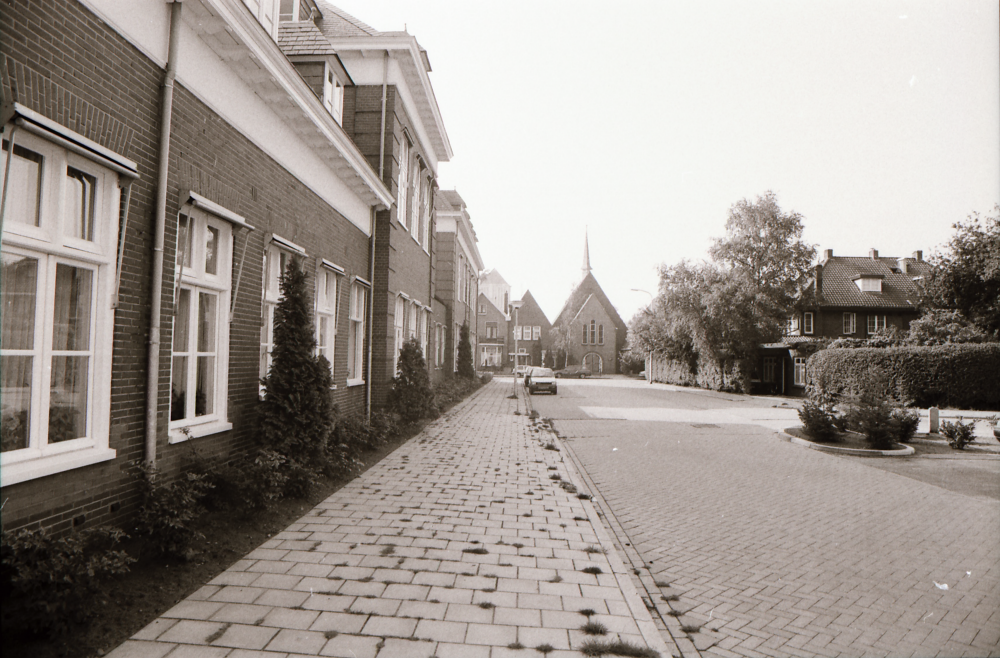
top-left (912, 250), bottom-right (922, 261)
top-left (869, 248), bottom-right (879, 259)
top-left (822, 248), bottom-right (833, 261)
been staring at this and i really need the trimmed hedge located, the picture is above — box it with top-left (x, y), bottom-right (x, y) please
top-left (808, 344), bottom-right (1000, 410)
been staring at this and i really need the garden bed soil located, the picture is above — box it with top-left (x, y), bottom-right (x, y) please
top-left (1, 415), bottom-right (440, 658)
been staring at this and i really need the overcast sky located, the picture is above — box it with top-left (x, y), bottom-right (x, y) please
top-left (334, 0), bottom-right (999, 323)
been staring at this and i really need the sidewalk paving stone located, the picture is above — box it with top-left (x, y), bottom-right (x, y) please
top-left (107, 380), bottom-right (677, 658)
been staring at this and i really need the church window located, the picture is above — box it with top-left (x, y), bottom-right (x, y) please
top-left (581, 324), bottom-right (587, 344)
top-left (589, 320), bottom-right (597, 344)
top-left (598, 324), bottom-right (604, 345)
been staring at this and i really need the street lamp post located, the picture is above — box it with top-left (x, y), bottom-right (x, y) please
top-left (510, 299), bottom-right (523, 376)
top-left (631, 289), bottom-right (654, 384)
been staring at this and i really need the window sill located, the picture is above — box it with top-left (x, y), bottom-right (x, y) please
top-left (347, 378), bottom-right (365, 387)
top-left (169, 420), bottom-right (233, 444)
top-left (0, 446), bottom-right (117, 487)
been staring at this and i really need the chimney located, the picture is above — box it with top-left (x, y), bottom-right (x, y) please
top-left (912, 250), bottom-right (922, 261)
top-left (869, 248), bottom-right (879, 260)
top-left (823, 248), bottom-right (833, 260)
top-left (897, 257), bottom-right (909, 274)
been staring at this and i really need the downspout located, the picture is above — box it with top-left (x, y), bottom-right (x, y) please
top-left (365, 207), bottom-right (375, 422)
top-left (145, 0), bottom-right (182, 465)
top-left (367, 51), bottom-right (388, 422)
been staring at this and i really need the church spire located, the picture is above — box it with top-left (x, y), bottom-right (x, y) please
top-left (582, 227), bottom-right (591, 276)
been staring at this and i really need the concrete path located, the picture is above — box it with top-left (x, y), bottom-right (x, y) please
top-left (108, 379), bottom-right (675, 658)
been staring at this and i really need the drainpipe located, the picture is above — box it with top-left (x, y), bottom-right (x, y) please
top-left (145, 0), bottom-right (182, 465)
top-left (365, 207), bottom-right (375, 422)
top-left (367, 51), bottom-right (388, 422)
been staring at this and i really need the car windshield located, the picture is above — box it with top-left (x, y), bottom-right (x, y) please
top-left (533, 368), bottom-right (554, 377)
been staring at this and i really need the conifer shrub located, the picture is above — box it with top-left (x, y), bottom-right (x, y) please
top-left (258, 257), bottom-right (336, 493)
top-left (892, 408), bottom-right (920, 443)
top-left (388, 338), bottom-right (436, 423)
top-left (798, 400), bottom-right (838, 442)
top-left (1, 527), bottom-right (135, 634)
top-left (457, 322), bottom-right (476, 379)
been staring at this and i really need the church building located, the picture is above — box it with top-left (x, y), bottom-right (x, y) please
top-left (550, 233), bottom-right (628, 374)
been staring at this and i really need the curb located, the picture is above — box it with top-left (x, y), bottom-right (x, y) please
top-left (549, 421), bottom-right (695, 658)
top-left (779, 431), bottom-right (915, 456)
top-left (541, 420), bottom-right (682, 658)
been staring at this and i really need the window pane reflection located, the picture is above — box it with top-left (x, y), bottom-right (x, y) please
top-left (66, 167), bottom-right (96, 241)
top-left (1, 141), bottom-right (42, 228)
top-left (205, 226), bottom-right (219, 275)
top-left (1, 355), bottom-right (33, 452)
top-left (49, 355), bottom-right (88, 443)
top-left (2, 253), bottom-right (38, 350)
top-left (51, 265), bottom-right (93, 351)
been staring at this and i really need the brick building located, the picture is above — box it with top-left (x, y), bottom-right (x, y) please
top-left (0, 0), bottom-right (395, 532)
top-left (315, 1), bottom-right (452, 404)
top-left (550, 233), bottom-right (627, 373)
top-left (508, 291), bottom-right (551, 370)
top-left (432, 190), bottom-right (483, 380)
top-left (754, 248), bottom-right (931, 395)
top-left (477, 293), bottom-right (508, 373)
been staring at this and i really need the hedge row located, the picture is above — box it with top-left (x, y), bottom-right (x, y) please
top-left (808, 344), bottom-right (1000, 410)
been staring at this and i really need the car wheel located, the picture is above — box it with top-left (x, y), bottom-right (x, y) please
top-left (553, 388), bottom-right (557, 395)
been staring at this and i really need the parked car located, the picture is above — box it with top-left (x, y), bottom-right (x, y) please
top-left (515, 365), bottom-right (532, 378)
top-left (554, 365), bottom-right (592, 378)
top-left (526, 367), bottom-right (557, 395)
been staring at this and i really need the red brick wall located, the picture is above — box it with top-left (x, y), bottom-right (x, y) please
top-left (1, 0), bottom-right (370, 533)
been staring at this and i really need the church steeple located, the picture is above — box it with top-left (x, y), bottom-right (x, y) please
top-left (582, 227), bottom-right (591, 277)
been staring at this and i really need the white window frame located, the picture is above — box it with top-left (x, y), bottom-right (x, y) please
top-left (243, 0), bottom-right (278, 39)
top-left (397, 135), bottom-right (409, 228)
top-left (857, 277), bottom-right (883, 293)
top-left (407, 301), bottom-right (418, 342)
top-left (419, 309), bottom-right (428, 359)
top-left (533, 325), bottom-right (541, 341)
top-left (597, 324), bottom-right (603, 345)
top-left (260, 241), bottom-right (304, 397)
top-left (347, 281), bottom-right (367, 385)
top-left (843, 312), bottom-right (856, 335)
top-left (420, 177), bottom-right (431, 252)
top-left (803, 312), bottom-right (814, 335)
top-left (1, 130), bottom-right (121, 484)
top-left (454, 322), bottom-right (461, 372)
top-left (794, 357), bottom-right (807, 386)
top-left (867, 314), bottom-right (887, 334)
top-left (315, 264), bottom-right (341, 384)
top-left (393, 295), bottom-right (405, 374)
top-left (170, 208), bottom-right (234, 442)
top-left (410, 163), bottom-right (422, 242)
top-left (322, 64), bottom-right (344, 126)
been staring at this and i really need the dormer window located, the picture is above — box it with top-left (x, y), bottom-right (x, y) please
top-left (279, 0), bottom-right (312, 22)
top-left (243, 0), bottom-right (278, 38)
top-left (322, 67), bottom-right (344, 124)
top-left (855, 275), bottom-right (883, 292)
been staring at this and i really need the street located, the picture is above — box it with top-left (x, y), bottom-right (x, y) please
top-left (529, 377), bottom-right (1000, 658)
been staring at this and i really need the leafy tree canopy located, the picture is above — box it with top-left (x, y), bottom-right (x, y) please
top-left (922, 206), bottom-right (1000, 336)
top-left (457, 322), bottom-right (476, 379)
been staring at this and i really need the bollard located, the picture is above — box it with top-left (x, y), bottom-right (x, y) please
top-left (929, 407), bottom-right (939, 433)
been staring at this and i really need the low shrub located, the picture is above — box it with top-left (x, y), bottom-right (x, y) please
top-left (798, 400), bottom-right (837, 442)
top-left (941, 419), bottom-right (976, 450)
top-left (433, 375), bottom-right (483, 411)
top-left (213, 449), bottom-right (289, 511)
top-left (808, 344), bottom-right (1000, 410)
top-left (1, 527), bottom-right (135, 634)
top-left (133, 462), bottom-right (214, 558)
top-left (892, 408), bottom-right (920, 443)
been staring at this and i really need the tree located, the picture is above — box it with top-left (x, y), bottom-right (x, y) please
top-left (631, 192), bottom-right (815, 392)
top-left (457, 322), bottom-right (476, 379)
top-left (921, 206), bottom-right (1000, 336)
top-left (388, 338), bottom-right (436, 423)
top-left (906, 309), bottom-right (992, 345)
top-left (709, 190), bottom-right (815, 309)
top-left (258, 257), bottom-right (336, 472)
top-left (548, 322), bottom-right (573, 369)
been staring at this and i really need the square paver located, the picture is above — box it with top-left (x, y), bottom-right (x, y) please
top-left (211, 624), bottom-right (279, 650)
top-left (413, 618), bottom-right (468, 643)
top-left (265, 628), bottom-right (328, 654)
top-left (319, 632), bottom-right (381, 658)
top-left (464, 622), bottom-right (517, 646)
top-left (158, 620), bottom-right (227, 644)
top-left (360, 615), bottom-right (418, 638)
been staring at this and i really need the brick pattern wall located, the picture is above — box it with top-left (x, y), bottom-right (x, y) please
top-left (1, 0), bottom-right (371, 533)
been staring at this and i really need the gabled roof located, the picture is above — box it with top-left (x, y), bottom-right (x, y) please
top-left (516, 290), bottom-right (552, 328)
top-left (554, 272), bottom-right (627, 336)
top-left (816, 256), bottom-right (931, 309)
top-left (478, 292), bottom-right (504, 316)
top-left (479, 269), bottom-right (509, 288)
top-left (278, 21), bottom-right (337, 56)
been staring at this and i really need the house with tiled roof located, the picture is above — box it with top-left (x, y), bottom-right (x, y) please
top-left (753, 248), bottom-right (931, 395)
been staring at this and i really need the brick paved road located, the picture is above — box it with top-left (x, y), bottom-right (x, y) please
top-left (534, 379), bottom-right (1000, 658)
top-left (108, 379), bottom-right (674, 658)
